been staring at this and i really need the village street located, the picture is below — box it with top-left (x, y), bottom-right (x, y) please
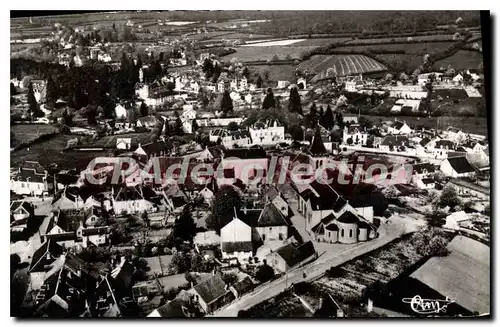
top-left (209, 220), bottom-right (406, 317)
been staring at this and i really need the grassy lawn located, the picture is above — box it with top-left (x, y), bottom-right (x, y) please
top-left (432, 50), bottom-right (484, 71)
top-left (247, 64), bottom-right (297, 82)
top-left (337, 42), bottom-right (455, 54)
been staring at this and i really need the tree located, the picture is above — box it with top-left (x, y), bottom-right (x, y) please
top-left (382, 185), bottom-right (400, 199)
top-left (412, 227), bottom-right (450, 257)
top-left (192, 119), bottom-right (199, 133)
top-left (207, 185), bottom-right (242, 233)
top-left (45, 76), bottom-right (58, 106)
top-left (256, 260), bottom-right (275, 283)
top-left (220, 90), bottom-right (234, 113)
top-left (173, 111), bottom-right (184, 136)
top-left (190, 254), bottom-right (210, 273)
top-left (288, 124), bottom-right (304, 141)
top-left (27, 82), bottom-right (38, 116)
top-left (319, 105), bottom-right (334, 130)
top-left (221, 272), bottom-right (238, 286)
top-left (262, 88), bottom-right (276, 110)
top-left (10, 82), bottom-right (17, 96)
top-left (319, 106), bottom-right (324, 117)
top-left (173, 205), bottom-right (197, 242)
top-left (256, 75), bottom-right (263, 89)
top-left (288, 86), bottom-right (302, 114)
top-left (140, 101), bottom-right (148, 117)
top-left (335, 111), bottom-right (344, 130)
top-left (227, 121), bottom-right (239, 131)
top-left (169, 251), bottom-right (192, 274)
top-left (438, 184), bottom-right (461, 208)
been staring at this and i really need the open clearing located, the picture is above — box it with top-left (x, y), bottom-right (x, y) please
top-left (241, 39), bottom-right (306, 47)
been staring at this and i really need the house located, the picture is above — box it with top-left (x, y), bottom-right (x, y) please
top-left (115, 104), bottom-right (128, 119)
top-left (296, 77), bottom-right (307, 90)
top-left (52, 187), bottom-right (85, 211)
top-left (446, 178), bottom-right (490, 200)
top-left (10, 200), bottom-right (35, 232)
top-left (311, 211), bottom-right (373, 244)
top-left (189, 273), bottom-right (235, 314)
top-left (116, 138), bottom-right (132, 150)
top-left (265, 185), bottom-right (289, 218)
top-left (196, 146), bottom-right (225, 162)
top-left (266, 241), bottom-right (317, 274)
top-left (440, 156), bottom-right (476, 178)
top-left (411, 162), bottom-right (437, 189)
top-left (194, 231), bottom-right (220, 248)
top-left (378, 135), bottom-right (410, 152)
top-left (134, 140), bottom-right (170, 158)
top-left (345, 79), bottom-right (363, 92)
top-left (387, 120), bottom-right (412, 135)
top-left (390, 99), bottom-right (421, 113)
top-left (249, 118), bottom-right (286, 146)
top-left (137, 115), bottom-right (160, 129)
top-left (229, 277), bottom-right (254, 298)
top-left (277, 80), bottom-right (290, 89)
top-left (218, 147), bottom-right (268, 185)
top-left (255, 203), bottom-right (289, 242)
top-left (343, 124), bottom-right (369, 146)
top-left (220, 214), bottom-right (253, 262)
top-left (112, 185), bottom-right (159, 215)
top-left (132, 279), bottom-right (163, 305)
top-left (10, 161), bottom-right (54, 196)
top-left (209, 129), bottom-right (251, 149)
top-left (445, 126), bottom-right (467, 144)
top-left (147, 297), bottom-right (195, 318)
top-left (453, 73), bottom-right (464, 84)
top-left (28, 240), bottom-right (64, 290)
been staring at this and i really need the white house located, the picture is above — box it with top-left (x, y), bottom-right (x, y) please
top-left (444, 211), bottom-right (470, 230)
top-left (115, 104), bottom-right (128, 119)
top-left (220, 216), bottom-right (253, 262)
top-left (387, 120), bottom-right (413, 135)
top-left (343, 125), bottom-right (369, 146)
top-left (116, 138), bottom-right (132, 150)
top-left (440, 156), bottom-right (476, 178)
top-left (249, 119), bottom-right (285, 146)
top-left (453, 73), bottom-right (464, 84)
top-left (277, 80), bottom-right (290, 89)
top-left (10, 161), bottom-right (53, 196)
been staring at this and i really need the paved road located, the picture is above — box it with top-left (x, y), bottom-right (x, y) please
top-left (209, 222), bottom-right (405, 317)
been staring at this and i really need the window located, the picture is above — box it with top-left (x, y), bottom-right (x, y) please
top-left (21, 183), bottom-right (25, 188)
top-left (349, 230), bottom-right (353, 238)
top-left (341, 229), bottom-right (344, 237)
top-left (269, 227), bottom-right (272, 231)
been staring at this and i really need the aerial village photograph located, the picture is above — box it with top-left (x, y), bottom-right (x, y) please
top-left (9, 9), bottom-right (491, 319)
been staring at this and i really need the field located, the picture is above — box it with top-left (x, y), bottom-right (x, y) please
top-left (344, 34), bottom-right (455, 45)
top-left (11, 124), bottom-right (59, 148)
top-left (432, 50), bottom-right (484, 71)
top-left (335, 42), bottom-right (456, 54)
top-left (222, 45), bottom-right (317, 62)
top-left (373, 54), bottom-right (423, 71)
top-left (247, 64), bottom-right (296, 82)
top-left (298, 54), bottom-right (387, 78)
top-left (10, 134), bottom-right (111, 172)
top-left (241, 39), bottom-right (306, 47)
top-left (294, 37), bottom-right (352, 46)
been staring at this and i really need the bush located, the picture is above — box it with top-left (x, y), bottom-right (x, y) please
top-left (412, 227), bottom-right (450, 257)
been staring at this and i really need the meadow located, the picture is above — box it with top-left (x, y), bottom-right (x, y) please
top-left (222, 45), bottom-right (317, 62)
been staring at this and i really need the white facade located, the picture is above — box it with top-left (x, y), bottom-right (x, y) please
top-left (115, 104), bottom-right (127, 119)
top-left (249, 121), bottom-right (285, 146)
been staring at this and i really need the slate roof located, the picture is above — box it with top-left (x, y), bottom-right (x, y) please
top-left (114, 185), bottom-right (157, 202)
top-left (275, 241), bottom-right (316, 268)
top-left (221, 242), bottom-right (253, 253)
top-left (224, 147), bottom-right (267, 160)
top-left (55, 210), bottom-right (82, 232)
top-left (155, 298), bottom-right (190, 317)
top-left (436, 139), bottom-right (456, 149)
top-left (52, 187), bottom-right (84, 205)
top-left (257, 203), bottom-right (288, 227)
top-left (410, 236), bottom-right (490, 314)
top-left (393, 121), bottom-right (405, 130)
top-left (336, 211), bottom-right (360, 224)
top-left (446, 157), bottom-right (476, 174)
top-left (307, 181), bottom-right (346, 212)
top-left (193, 274), bottom-right (227, 305)
top-left (231, 277), bottom-right (254, 295)
top-left (29, 240), bottom-right (63, 272)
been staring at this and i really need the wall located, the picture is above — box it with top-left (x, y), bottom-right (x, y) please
top-left (256, 225), bottom-right (288, 242)
top-left (220, 218), bottom-right (251, 243)
top-left (337, 222), bottom-right (358, 244)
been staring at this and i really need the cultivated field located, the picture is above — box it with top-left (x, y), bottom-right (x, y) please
top-left (298, 54), bottom-right (387, 78)
top-left (294, 37), bottom-right (352, 46)
top-left (432, 50), bottom-right (484, 71)
top-left (222, 46), bottom-right (317, 62)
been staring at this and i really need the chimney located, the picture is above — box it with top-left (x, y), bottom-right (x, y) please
top-left (46, 252), bottom-right (51, 260)
top-left (337, 309), bottom-right (344, 317)
top-left (318, 297), bottom-right (323, 311)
